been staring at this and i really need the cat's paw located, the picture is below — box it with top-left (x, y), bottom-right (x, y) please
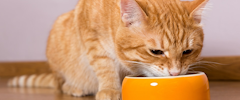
top-left (62, 83), bottom-right (84, 97)
top-left (96, 89), bottom-right (121, 100)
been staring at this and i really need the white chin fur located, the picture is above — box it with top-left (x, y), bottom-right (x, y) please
top-left (138, 65), bottom-right (190, 77)
top-left (180, 66), bottom-right (190, 75)
top-left (139, 65), bottom-right (170, 77)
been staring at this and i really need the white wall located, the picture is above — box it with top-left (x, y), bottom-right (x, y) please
top-left (0, 0), bottom-right (78, 61)
top-left (201, 0), bottom-right (240, 56)
top-left (0, 0), bottom-right (239, 62)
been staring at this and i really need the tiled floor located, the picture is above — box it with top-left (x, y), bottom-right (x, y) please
top-left (0, 78), bottom-right (240, 100)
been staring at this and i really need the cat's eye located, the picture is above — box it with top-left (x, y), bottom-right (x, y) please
top-left (150, 50), bottom-right (164, 55)
top-left (183, 49), bottom-right (193, 55)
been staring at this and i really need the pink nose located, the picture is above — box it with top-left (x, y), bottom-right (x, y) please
top-left (169, 71), bottom-right (180, 76)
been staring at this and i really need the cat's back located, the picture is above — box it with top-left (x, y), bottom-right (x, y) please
top-left (47, 0), bottom-right (121, 63)
top-left (46, 10), bottom-right (82, 65)
top-left (74, 0), bottom-right (121, 31)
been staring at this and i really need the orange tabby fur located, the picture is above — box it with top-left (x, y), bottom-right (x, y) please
top-left (8, 0), bottom-right (209, 99)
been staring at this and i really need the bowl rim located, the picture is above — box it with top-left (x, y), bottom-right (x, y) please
top-left (125, 71), bottom-right (205, 79)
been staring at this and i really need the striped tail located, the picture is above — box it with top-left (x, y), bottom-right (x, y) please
top-left (8, 73), bottom-right (55, 88)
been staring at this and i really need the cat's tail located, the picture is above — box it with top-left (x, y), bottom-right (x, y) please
top-left (7, 73), bottom-right (55, 88)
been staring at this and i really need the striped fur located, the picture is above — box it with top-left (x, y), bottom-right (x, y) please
top-left (9, 0), bottom-right (209, 99)
top-left (8, 73), bottom-right (55, 88)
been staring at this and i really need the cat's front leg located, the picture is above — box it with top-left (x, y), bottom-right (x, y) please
top-left (86, 43), bottom-right (121, 100)
top-left (90, 57), bottom-right (121, 100)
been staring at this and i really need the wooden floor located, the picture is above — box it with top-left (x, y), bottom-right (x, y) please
top-left (0, 78), bottom-right (240, 100)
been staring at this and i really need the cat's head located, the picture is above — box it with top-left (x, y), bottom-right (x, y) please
top-left (115, 0), bottom-right (208, 76)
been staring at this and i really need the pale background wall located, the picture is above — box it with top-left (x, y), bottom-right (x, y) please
top-left (0, 0), bottom-right (239, 62)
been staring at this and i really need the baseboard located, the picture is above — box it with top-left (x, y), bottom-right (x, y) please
top-left (193, 56), bottom-right (240, 81)
top-left (0, 62), bottom-right (51, 77)
top-left (1, 56), bottom-right (240, 81)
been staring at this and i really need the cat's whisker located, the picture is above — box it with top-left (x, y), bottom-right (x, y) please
top-left (189, 66), bottom-right (211, 70)
top-left (124, 60), bottom-right (150, 66)
top-left (189, 60), bottom-right (225, 71)
top-left (197, 61), bottom-right (224, 65)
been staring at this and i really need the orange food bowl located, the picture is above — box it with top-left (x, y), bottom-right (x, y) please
top-left (122, 72), bottom-right (210, 100)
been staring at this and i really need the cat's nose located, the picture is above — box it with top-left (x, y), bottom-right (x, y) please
top-left (169, 71), bottom-right (180, 76)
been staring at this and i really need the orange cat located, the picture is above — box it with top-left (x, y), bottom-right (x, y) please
top-left (8, 0), bottom-right (209, 99)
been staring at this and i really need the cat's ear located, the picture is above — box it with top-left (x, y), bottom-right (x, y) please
top-left (120, 0), bottom-right (147, 27)
top-left (182, 0), bottom-right (209, 23)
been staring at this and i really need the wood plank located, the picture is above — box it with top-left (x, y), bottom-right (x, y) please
top-left (0, 56), bottom-right (240, 80)
top-left (1, 78), bottom-right (240, 100)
